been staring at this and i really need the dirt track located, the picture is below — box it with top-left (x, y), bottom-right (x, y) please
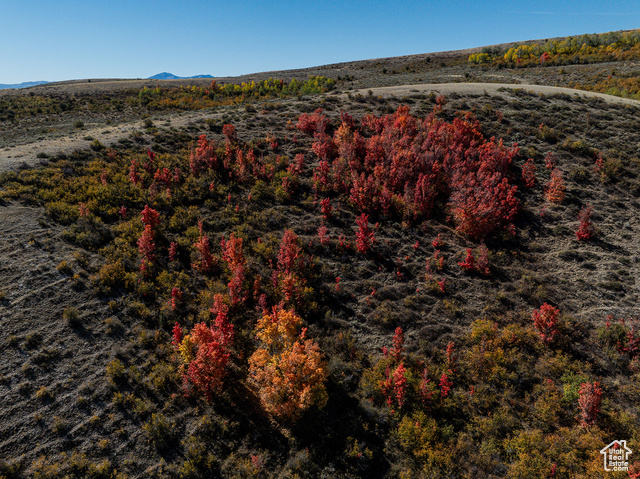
top-left (358, 82), bottom-right (640, 107)
top-left (1, 82), bottom-right (639, 173)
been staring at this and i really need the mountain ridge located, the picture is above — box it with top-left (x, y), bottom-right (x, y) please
top-left (0, 81), bottom-right (49, 90)
top-left (0, 74), bottom-right (215, 90)
top-left (147, 72), bottom-right (214, 80)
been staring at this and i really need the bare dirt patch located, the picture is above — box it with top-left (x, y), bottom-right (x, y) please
top-left (0, 110), bottom-right (210, 173)
top-left (0, 204), bottom-right (129, 471)
top-left (351, 82), bottom-right (640, 107)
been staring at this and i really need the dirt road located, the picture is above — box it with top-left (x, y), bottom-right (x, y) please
top-left (354, 82), bottom-right (640, 107)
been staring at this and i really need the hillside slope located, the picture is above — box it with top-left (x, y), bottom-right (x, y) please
top-left (1, 34), bottom-right (640, 478)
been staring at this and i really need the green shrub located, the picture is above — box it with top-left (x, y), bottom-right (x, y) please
top-left (395, 411), bottom-right (438, 460)
top-left (128, 300), bottom-right (152, 320)
top-left (35, 386), bottom-right (54, 402)
top-left (23, 332), bottom-right (42, 349)
top-left (143, 413), bottom-right (175, 450)
top-left (51, 416), bottom-right (68, 435)
top-left (560, 372), bottom-right (589, 406)
top-left (56, 260), bottom-right (73, 275)
top-left (0, 458), bottom-right (22, 478)
top-left (90, 139), bottom-right (106, 151)
top-left (106, 359), bottom-right (127, 386)
top-left (149, 361), bottom-right (178, 392)
top-left (94, 261), bottom-right (127, 294)
top-left (63, 307), bottom-right (81, 327)
top-left (46, 201), bottom-right (79, 225)
top-left (104, 316), bottom-right (124, 335)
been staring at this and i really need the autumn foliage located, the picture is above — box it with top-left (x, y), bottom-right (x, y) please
top-left (173, 300), bottom-right (234, 402)
top-left (575, 206), bottom-right (595, 241)
top-left (614, 317), bottom-right (640, 361)
top-left (138, 205), bottom-right (161, 273)
top-left (300, 105), bottom-right (520, 240)
top-left (379, 328), bottom-right (409, 410)
top-left (521, 158), bottom-right (536, 188)
top-left (320, 197), bottom-right (332, 220)
top-left (192, 224), bottom-right (215, 274)
top-left (390, 327), bottom-right (404, 363)
top-left (381, 363), bottom-right (408, 410)
top-left (458, 245), bottom-right (490, 275)
top-left (469, 30), bottom-right (640, 68)
top-left (458, 249), bottom-right (475, 271)
top-left (220, 233), bottom-right (247, 305)
top-left (545, 168), bottom-right (565, 204)
top-left (532, 303), bottom-right (560, 344)
top-left (578, 381), bottom-right (602, 426)
top-left (355, 213), bottom-right (375, 253)
top-left (7, 72), bottom-right (639, 478)
top-left (248, 306), bottom-right (328, 421)
top-left (296, 108), bottom-right (330, 135)
top-left (273, 230), bottom-right (308, 306)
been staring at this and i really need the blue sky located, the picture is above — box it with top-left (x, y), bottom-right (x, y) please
top-left (1, 0), bottom-right (639, 84)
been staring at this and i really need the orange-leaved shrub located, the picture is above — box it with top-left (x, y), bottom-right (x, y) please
top-left (545, 168), bottom-right (565, 204)
top-left (248, 306), bottom-right (328, 421)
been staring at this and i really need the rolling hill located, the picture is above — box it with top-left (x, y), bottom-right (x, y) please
top-left (1, 29), bottom-right (640, 478)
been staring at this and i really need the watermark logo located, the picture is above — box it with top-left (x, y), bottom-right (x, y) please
top-left (600, 440), bottom-right (632, 472)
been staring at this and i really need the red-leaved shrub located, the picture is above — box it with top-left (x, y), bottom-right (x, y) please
top-left (173, 309), bottom-right (234, 402)
top-left (296, 108), bottom-right (329, 135)
top-left (576, 206), bottom-right (595, 241)
top-left (355, 213), bottom-right (375, 253)
top-left (458, 249), bottom-right (475, 271)
top-left (301, 105), bottom-right (520, 240)
top-left (532, 303), bottom-right (559, 344)
top-left (522, 158), bottom-right (536, 188)
top-left (273, 230), bottom-right (307, 306)
top-left (221, 233), bottom-right (247, 305)
top-left (578, 381), bottom-right (602, 426)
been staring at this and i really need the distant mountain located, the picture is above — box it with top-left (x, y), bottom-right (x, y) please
top-left (0, 81), bottom-right (49, 90)
top-left (148, 72), bottom-right (214, 80)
